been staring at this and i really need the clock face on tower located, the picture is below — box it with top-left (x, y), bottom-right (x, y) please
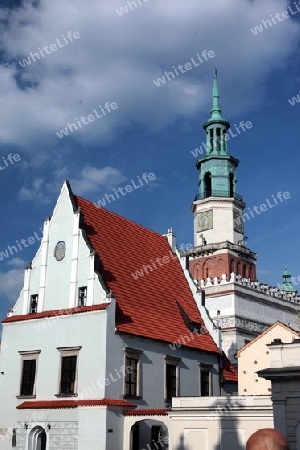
top-left (197, 210), bottom-right (213, 231)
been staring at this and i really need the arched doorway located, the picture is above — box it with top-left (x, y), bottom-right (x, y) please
top-left (130, 419), bottom-right (169, 450)
top-left (28, 426), bottom-right (47, 450)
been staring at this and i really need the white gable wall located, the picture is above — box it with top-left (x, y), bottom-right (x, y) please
top-left (12, 183), bottom-right (107, 317)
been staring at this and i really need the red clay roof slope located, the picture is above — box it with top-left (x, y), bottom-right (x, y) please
top-left (3, 304), bottom-right (109, 324)
top-left (17, 399), bottom-right (136, 409)
top-left (75, 195), bottom-right (219, 354)
top-left (124, 409), bottom-right (169, 416)
top-left (222, 352), bottom-right (238, 382)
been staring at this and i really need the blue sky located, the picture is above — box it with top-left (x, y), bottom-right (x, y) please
top-left (0, 0), bottom-right (300, 323)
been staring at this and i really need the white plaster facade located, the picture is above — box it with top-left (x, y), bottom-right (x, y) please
top-left (197, 274), bottom-right (300, 363)
top-left (0, 182), bottom-right (223, 450)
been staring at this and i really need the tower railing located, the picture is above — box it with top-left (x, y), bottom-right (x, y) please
top-left (194, 191), bottom-right (243, 202)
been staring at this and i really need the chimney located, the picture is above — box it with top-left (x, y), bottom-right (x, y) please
top-left (163, 228), bottom-right (177, 253)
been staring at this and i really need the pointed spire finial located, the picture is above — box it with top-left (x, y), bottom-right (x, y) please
top-left (211, 69), bottom-right (222, 120)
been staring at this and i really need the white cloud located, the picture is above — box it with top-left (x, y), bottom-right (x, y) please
top-left (71, 166), bottom-right (127, 194)
top-left (19, 178), bottom-right (44, 202)
top-left (0, 0), bottom-right (298, 151)
top-left (18, 166), bottom-right (127, 202)
top-left (6, 257), bottom-right (26, 268)
top-left (0, 268), bottom-right (23, 303)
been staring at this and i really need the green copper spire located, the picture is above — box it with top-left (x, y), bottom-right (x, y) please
top-left (210, 68), bottom-right (223, 121)
top-left (196, 71), bottom-right (243, 202)
top-left (203, 69), bottom-right (230, 130)
top-left (280, 267), bottom-right (296, 291)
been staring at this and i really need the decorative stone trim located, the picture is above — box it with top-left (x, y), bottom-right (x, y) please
top-left (197, 272), bottom-right (300, 304)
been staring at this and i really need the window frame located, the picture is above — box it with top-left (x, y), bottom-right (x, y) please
top-left (123, 347), bottom-right (143, 399)
top-left (29, 294), bottom-right (38, 314)
top-left (12, 428), bottom-right (17, 447)
top-left (164, 355), bottom-right (181, 402)
top-left (78, 286), bottom-right (87, 307)
top-left (17, 350), bottom-right (40, 398)
top-left (199, 362), bottom-right (213, 397)
top-left (56, 346), bottom-right (81, 397)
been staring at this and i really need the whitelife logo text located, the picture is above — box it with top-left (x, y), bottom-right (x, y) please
top-left (18, 31), bottom-right (81, 68)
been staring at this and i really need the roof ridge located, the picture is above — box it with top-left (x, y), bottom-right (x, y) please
top-left (236, 320), bottom-right (299, 357)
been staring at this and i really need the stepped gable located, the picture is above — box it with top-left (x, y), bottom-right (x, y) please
top-left (75, 195), bottom-right (219, 354)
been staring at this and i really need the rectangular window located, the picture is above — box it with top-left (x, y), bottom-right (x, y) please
top-left (166, 364), bottom-right (177, 401)
top-left (60, 355), bottom-right (77, 395)
top-left (164, 355), bottom-right (180, 402)
top-left (78, 286), bottom-right (87, 307)
top-left (199, 363), bottom-right (212, 397)
top-left (200, 370), bottom-right (210, 396)
top-left (12, 428), bottom-right (17, 447)
top-left (124, 347), bottom-right (142, 398)
top-left (29, 295), bottom-right (38, 314)
top-left (125, 356), bottom-right (138, 396)
top-left (20, 359), bottom-right (36, 396)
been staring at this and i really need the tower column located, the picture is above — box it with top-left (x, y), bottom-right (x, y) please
top-left (191, 70), bottom-right (257, 281)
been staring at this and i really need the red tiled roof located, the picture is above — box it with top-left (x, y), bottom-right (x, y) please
top-left (222, 352), bottom-right (238, 382)
top-left (3, 304), bottom-right (109, 324)
top-left (124, 409), bottom-right (169, 416)
top-left (75, 195), bottom-right (219, 354)
top-left (17, 399), bottom-right (136, 409)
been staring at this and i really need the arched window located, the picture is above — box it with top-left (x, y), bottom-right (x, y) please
top-left (230, 259), bottom-right (235, 274)
top-left (28, 426), bottom-right (47, 450)
top-left (242, 264), bottom-right (246, 278)
top-left (217, 258), bottom-right (224, 279)
top-left (229, 173), bottom-right (234, 197)
top-left (204, 172), bottom-right (212, 198)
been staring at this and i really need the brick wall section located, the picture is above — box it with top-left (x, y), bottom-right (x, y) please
top-left (190, 253), bottom-right (256, 282)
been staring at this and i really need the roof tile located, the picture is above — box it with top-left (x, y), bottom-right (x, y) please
top-left (75, 196), bottom-right (219, 354)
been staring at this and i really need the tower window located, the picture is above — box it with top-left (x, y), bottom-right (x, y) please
top-left (216, 128), bottom-right (221, 153)
top-left (204, 172), bottom-right (212, 198)
top-left (78, 286), bottom-right (87, 307)
top-left (229, 173), bottom-right (234, 197)
top-left (209, 129), bottom-right (213, 152)
top-left (29, 295), bottom-right (38, 314)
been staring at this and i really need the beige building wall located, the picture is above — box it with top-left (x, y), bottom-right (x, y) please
top-left (237, 322), bottom-right (298, 395)
top-left (169, 396), bottom-right (273, 450)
